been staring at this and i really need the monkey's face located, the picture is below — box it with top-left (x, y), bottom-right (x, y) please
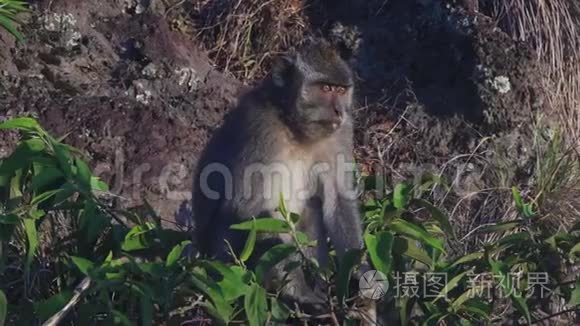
top-left (293, 81), bottom-right (353, 139)
top-left (271, 39), bottom-right (355, 140)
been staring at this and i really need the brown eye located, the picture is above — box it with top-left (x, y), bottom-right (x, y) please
top-left (322, 84), bottom-right (332, 92)
top-left (336, 86), bottom-right (346, 95)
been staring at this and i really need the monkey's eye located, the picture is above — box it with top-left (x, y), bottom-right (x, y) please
top-left (336, 86), bottom-right (347, 95)
top-left (321, 84), bottom-right (332, 93)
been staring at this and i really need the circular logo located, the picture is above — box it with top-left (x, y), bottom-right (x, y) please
top-left (359, 270), bottom-right (389, 300)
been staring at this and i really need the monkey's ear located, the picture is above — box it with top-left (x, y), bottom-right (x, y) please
top-left (271, 55), bottom-right (295, 88)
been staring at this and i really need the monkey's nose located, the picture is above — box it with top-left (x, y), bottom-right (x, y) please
top-left (331, 114), bottom-right (343, 129)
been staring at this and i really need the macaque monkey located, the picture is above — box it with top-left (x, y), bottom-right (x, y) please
top-left (192, 38), bottom-right (366, 309)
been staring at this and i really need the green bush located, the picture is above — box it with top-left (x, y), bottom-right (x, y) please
top-left (0, 117), bottom-right (578, 325)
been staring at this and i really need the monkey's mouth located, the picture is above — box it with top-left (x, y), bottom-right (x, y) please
top-left (313, 118), bottom-right (343, 130)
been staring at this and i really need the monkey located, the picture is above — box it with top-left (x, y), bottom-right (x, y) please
top-left (191, 38), bottom-right (366, 309)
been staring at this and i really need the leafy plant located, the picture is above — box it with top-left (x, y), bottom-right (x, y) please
top-left (0, 0), bottom-right (28, 41)
top-left (0, 117), bottom-right (297, 325)
top-left (360, 176), bottom-right (579, 324)
top-left (0, 117), bottom-right (578, 325)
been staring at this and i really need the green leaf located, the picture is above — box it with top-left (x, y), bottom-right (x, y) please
top-left (278, 194), bottom-right (288, 218)
top-left (0, 214), bottom-right (18, 224)
top-left (240, 224), bottom-right (257, 262)
top-left (493, 232), bottom-right (531, 253)
top-left (136, 262), bottom-right (164, 278)
top-left (130, 283), bottom-right (154, 326)
top-left (383, 206), bottom-right (403, 224)
top-left (53, 182), bottom-right (76, 204)
top-left (393, 183), bottom-right (411, 209)
top-left (23, 138), bottom-right (45, 152)
top-left (432, 269), bottom-right (471, 302)
top-left (29, 208), bottom-right (45, 220)
top-left (479, 221), bottom-right (522, 234)
top-left (489, 260), bottom-right (531, 324)
top-left (9, 171), bottom-right (22, 200)
top-left (392, 236), bottom-right (433, 267)
top-left (166, 240), bottom-right (191, 267)
top-left (511, 295), bottom-right (532, 325)
top-left (0, 290), bottom-right (6, 326)
top-left (33, 291), bottom-right (73, 322)
top-left (459, 319), bottom-right (473, 326)
top-left (294, 231), bottom-right (312, 246)
top-left (79, 201), bottom-right (109, 245)
top-left (336, 249), bottom-right (364, 304)
top-left (74, 157), bottom-right (92, 191)
top-left (23, 218), bottom-right (38, 268)
top-left (112, 310), bottom-right (132, 326)
top-left (191, 272), bottom-right (232, 320)
top-left (199, 303), bottom-right (227, 326)
top-left (202, 261), bottom-right (250, 301)
top-left (522, 203), bottom-right (535, 219)
top-left (31, 166), bottom-right (64, 190)
top-left (71, 256), bottom-right (95, 275)
top-left (450, 252), bottom-right (484, 268)
top-left (121, 223), bottom-right (155, 251)
top-left (53, 144), bottom-right (73, 178)
top-left (0, 140), bottom-right (45, 176)
top-left (90, 177), bottom-right (109, 191)
top-left (31, 189), bottom-right (61, 206)
top-left (270, 298), bottom-right (291, 322)
top-left (511, 187), bottom-right (524, 211)
top-left (364, 231), bottom-right (394, 275)
top-left (570, 243), bottom-right (580, 260)
top-left (140, 296), bottom-right (153, 326)
top-left (254, 244), bottom-right (296, 283)
top-left (7, 1), bottom-right (30, 11)
top-left (0, 15), bottom-right (24, 41)
top-left (412, 198), bottom-right (454, 237)
top-left (0, 117), bottom-right (39, 131)
top-left (511, 187), bottom-right (535, 218)
top-left (230, 218), bottom-right (291, 233)
top-left (244, 283), bottom-right (268, 326)
top-left (489, 260), bottom-right (513, 291)
top-left (289, 212), bottom-right (301, 224)
top-left (390, 219), bottom-right (445, 253)
top-left (569, 279), bottom-right (580, 306)
top-left (0, 223), bottom-right (16, 242)
top-left (452, 287), bottom-right (484, 310)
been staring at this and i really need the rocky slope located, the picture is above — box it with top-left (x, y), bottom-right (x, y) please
top-left (0, 0), bottom-right (544, 236)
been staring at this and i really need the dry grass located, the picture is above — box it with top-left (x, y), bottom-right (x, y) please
top-left (481, 0), bottom-right (580, 234)
top-left (530, 126), bottom-right (580, 230)
top-left (480, 0), bottom-right (580, 242)
top-left (483, 0), bottom-right (580, 145)
top-left (189, 0), bottom-right (309, 81)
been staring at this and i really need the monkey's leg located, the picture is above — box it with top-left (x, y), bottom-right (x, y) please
top-left (204, 211), bottom-right (247, 263)
top-left (322, 191), bottom-right (364, 257)
top-left (297, 197), bottom-right (329, 268)
top-left (267, 199), bottom-right (330, 311)
top-left (322, 186), bottom-right (379, 325)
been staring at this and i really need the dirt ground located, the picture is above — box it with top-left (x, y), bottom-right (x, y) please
top-left (0, 0), bottom-right (543, 234)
